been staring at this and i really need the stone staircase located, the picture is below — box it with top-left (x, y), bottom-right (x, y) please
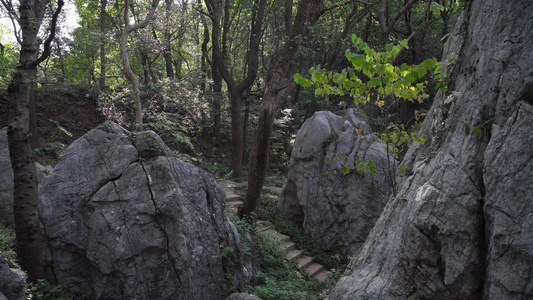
top-left (219, 180), bottom-right (330, 282)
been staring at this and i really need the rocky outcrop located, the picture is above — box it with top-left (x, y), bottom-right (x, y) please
top-left (0, 253), bottom-right (26, 300)
top-left (278, 110), bottom-right (397, 256)
top-left (328, 0), bottom-right (533, 299)
top-left (39, 121), bottom-right (255, 299)
top-left (0, 127), bottom-right (14, 227)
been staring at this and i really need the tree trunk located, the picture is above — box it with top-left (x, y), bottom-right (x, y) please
top-left (242, 0), bottom-right (325, 216)
top-left (99, 0), bottom-right (107, 90)
top-left (119, 0), bottom-right (160, 132)
top-left (163, 0), bottom-right (174, 78)
top-left (5, 0), bottom-right (64, 281)
top-left (8, 70), bottom-right (47, 282)
top-left (206, 0), bottom-right (267, 177)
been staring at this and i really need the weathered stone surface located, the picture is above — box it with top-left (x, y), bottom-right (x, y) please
top-left (328, 1), bottom-right (533, 299)
top-left (132, 130), bottom-right (174, 159)
top-left (278, 109), bottom-right (396, 256)
top-left (39, 121), bottom-right (255, 299)
top-left (0, 253), bottom-right (26, 300)
top-left (0, 127), bottom-right (14, 227)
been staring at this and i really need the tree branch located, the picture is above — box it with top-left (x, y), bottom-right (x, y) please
top-left (0, 0), bottom-right (22, 44)
top-left (194, 6), bottom-right (214, 20)
top-left (321, 0), bottom-right (371, 14)
top-left (28, 0), bottom-right (64, 68)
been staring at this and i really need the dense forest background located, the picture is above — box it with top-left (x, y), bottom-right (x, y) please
top-left (0, 0), bottom-right (463, 178)
top-left (0, 0), bottom-right (467, 295)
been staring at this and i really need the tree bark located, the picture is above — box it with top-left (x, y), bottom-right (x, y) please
top-left (119, 0), bottom-right (159, 132)
top-left (242, 0), bottom-right (325, 216)
top-left (99, 0), bottom-right (107, 90)
top-left (3, 0), bottom-right (64, 281)
top-left (205, 0), bottom-right (267, 177)
top-left (163, 0), bottom-right (174, 78)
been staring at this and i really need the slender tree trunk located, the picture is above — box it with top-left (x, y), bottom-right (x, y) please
top-left (8, 69), bottom-right (47, 282)
top-left (5, 0), bottom-right (64, 281)
top-left (119, 0), bottom-right (159, 132)
top-left (99, 0), bottom-right (107, 90)
top-left (163, 0), bottom-right (174, 78)
top-left (242, 87), bottom-right (251, 165)
top-left (242, 0), bottom-right (325, 216)
top-left (206, 0), bottom-right (267, 177)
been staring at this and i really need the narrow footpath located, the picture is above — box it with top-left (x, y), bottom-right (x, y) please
top-left (219, 180), bottom-right (330, 282)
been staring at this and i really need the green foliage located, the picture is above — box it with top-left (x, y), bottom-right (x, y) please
top-left (264, 175), bottom-right (287, 188)
top-left (251, 230), bottom-right (326, 300)
top-left (0, 223), bottom-right (18, 269)
top-left (377, 123), bottom-right (426, 161)
top-left (463, 117), bottom-right (495, 137)
top-left (324, 128), bottom-right (339, 148)
top-left (295, 35), bottom-right (443, 108)
top-left (356, 159), bottom-right (376, 173)
top-left (200, 157), bottom-right (232, 178)
top-left (0, 26), bottom-right (18, 88)
top-left (33, 141), bottom-right (65, 165)
top-left (29, 279), bottom-right (81, 300)
top-left (256, 191), bottom-right (347, 271)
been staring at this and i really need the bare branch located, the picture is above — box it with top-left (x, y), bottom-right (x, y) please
top-left (0, 0), bottom-right (22, 43)
top-left (194, 6), bottom-right (214, 20)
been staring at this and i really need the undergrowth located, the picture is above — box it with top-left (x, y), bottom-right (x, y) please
top-left (256, 191), bottom-right (349, 272)
top-left (225, 207), bottom-right (329, 300)
top-left (251, 231), bottom-right (326, 300)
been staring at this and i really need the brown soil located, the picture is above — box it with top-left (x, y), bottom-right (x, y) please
top-left (0, 87), bottom-right (105, 160)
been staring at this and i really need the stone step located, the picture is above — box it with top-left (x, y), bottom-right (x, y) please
top-left (305, 263), bottom-right (325, 278)
top-left (256, 221), bottom-right (270, 232)
top-left (313, 271), bottom-right (330, 282)
top-left (262, 229), bottom-right (290, 242)
top-left (257, 224), bottom-right (270, 232)
top-left (280, 241), bottom-right (296, 253)
top-left (225, 193), bottom-right (243, 202)
top-left (286, 249), bottom-right (304, 262)
top-left (226, 200), bottom-right (244, 208)
top-left (297, 255), bottom-right (314, 269)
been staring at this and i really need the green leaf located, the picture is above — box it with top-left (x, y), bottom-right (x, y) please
top-left (473, 127), bottom-right (482, 136)
top-left (368, 77), bottom-right (382, 88)
top-left (399, 165), bottom-right (406, 174)
top-left (342, 165), bottom-right (350, 175)
top-left (384, 43), bottom-right (393, 52)
top-left (463, 122), bottom-right (471, 136)
top-left (347, 53), bottom-right (366, 68)
top-left (367, 160), bottom-right (376, 173)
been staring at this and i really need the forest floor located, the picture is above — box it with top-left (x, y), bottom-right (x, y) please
top-left (0, 87), bottom-right (105, 158)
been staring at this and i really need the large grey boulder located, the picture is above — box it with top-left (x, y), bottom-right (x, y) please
top-left (278, 109), bottom-right (397, 256)
top-left (0, 127), bottom-right (14, 227)
top-left (0, 253), bottom-right (26, 300)
top-left (39, 121), bottom-right (255, 299)
top-left (328, 1), bottom-right (533, 299)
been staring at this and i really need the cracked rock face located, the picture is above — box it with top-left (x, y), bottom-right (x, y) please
top-left (0, 253), bottom-right (26, 300)
top-left (39, 121), bottom-right (253, 299)
top-left (327, 1), bottom-right (533, 299)
top-left (278, 109), bottom-right (397, 256)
